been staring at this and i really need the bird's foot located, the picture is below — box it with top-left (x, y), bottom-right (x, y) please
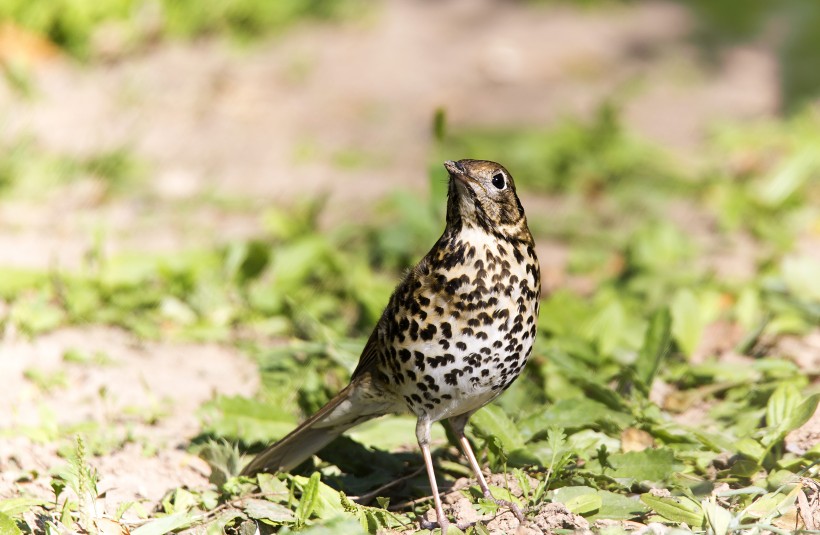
top-left (485, 493), bottom-right (527, 525)
top-left (419, 516), bottom-right (447, 533)
top-left (419, 514), bottom-right (475, 533)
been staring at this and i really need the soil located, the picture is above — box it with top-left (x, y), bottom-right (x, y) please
top-left (0, 326), bottom-right (257, 520)
top-left (407, 473), bottom-right (590, 534)
top-left (0, 0), bottom-right (797, 531)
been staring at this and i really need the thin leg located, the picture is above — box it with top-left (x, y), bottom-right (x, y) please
top-left (416, 418), bottom-right (449, 533)
top-left (458, 433), bottom-right (493, 496)
top-left (449, 414), bottom-right (526, 524)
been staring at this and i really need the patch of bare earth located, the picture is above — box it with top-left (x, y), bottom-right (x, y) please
top-left (0, 326), bottom-right (258, 518)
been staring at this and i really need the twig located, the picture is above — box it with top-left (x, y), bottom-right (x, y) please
top-left (797, 490), bottom-right (815, 531)
top-left (388, 484), bottom-right (465, 512)
top-left (350, 466), bottom-right (426, 505)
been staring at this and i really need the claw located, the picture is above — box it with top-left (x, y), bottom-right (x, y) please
top-left (489, 495), bottom-right (526, 524)
top-left (419, 516), bottom-right (448, 532)
top-left (420, 515), bottom-right (476, 533)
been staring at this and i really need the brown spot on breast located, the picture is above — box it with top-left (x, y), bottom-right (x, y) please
top-left (420, 324), bottom-right (437, 341)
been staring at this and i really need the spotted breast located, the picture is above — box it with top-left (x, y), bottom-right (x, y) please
top-left (370, 223), bottom-right (540, 422)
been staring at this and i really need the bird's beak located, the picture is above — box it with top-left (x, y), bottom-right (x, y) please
top-left (444, 160), bottom-right (470, 185)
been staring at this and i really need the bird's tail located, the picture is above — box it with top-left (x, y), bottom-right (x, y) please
top-left (240, 380), bottom-right (393, 476)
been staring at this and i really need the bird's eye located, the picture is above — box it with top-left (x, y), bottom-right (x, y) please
top-left (491, 172), bottom-right (505, 189)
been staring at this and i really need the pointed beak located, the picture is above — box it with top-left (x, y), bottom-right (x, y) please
top-left (444, 160), bottom-right (470, 185)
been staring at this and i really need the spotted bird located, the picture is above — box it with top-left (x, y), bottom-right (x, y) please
top-left (242, 159), bottom-right (541, 532)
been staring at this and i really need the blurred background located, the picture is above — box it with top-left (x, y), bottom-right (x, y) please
top-left (1, 0), bottom-right (820, 532)
top-left (1, 0), bottom-right (818, 271)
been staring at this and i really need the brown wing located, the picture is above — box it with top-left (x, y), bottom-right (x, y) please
top-left (350, 326), bottom-right (382, 380)
top-left (350, 254), bottom-right (430, 381)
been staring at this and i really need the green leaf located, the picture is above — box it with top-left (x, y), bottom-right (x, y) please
top-left (284, 517), bottom-right (366, 534)
top-left (584, 299), bottom-right (639, 356)
top-left (131, 512), bottom-right (196, 535)
top-left (640, 494), bottom-right (704, 526)
top-left (735, 287), bottom-right (764, 333)
top-left (781, 255), bottom-right (820, 302)
top-left (784, 393), bottom-right (820, 433)
top-left (670, 289), bottom-right (703, 357)
top-left (200, 396), bottom-right (297, 444)
top-left (563, 494), bottom-right (602, 516)
top-left (627, 221), bottom-right (693, 273)
top-left (591, 448), bottom-right (682, 484)
top-left (729, 458), bottom-right (763, 478)
top-left (256, 473), bottom-right (290, 501)
top-left (553, 487), bottom-right (646, 520)
top-left (538, 290), bottom-right (593, 338)
top-left (702, 498), bottom-right (732, 535)
top-left (348, 415), bottom-right (446, 450)
top-left (469, 405), bottom-right (525, 452)
top-left (432, 107), bottom-right (447, 142)
top-left (9, 292), bottom-right (65, 334)
top-left (269, 236), bottom-right (332, 290)
top-left (518, 398), bottom-right (631, 440)
top-left (225, 240), bottom-right (271, 282)
top-left (0, 268), bottom-right (46, 298)
top-left (633, 308), bottom-right (671, 390)
top-left (0, 498), bottom-right (47, 517)
top-left (296, 472), bottom-right (321, 522)
top-left (161, 488), bottom-right (198, 515)
top-left (735, 438), bottom-right (766, 462)
top-left (244, 498), bottom-right (295, 523)
top-left (0, 512), bottom-right (22, 535)
top-left (292, 474), bottom-right (345, 521)
top-left (205, 512), bottom-right (244, 535)
top-left (743, 487), bottom-right (801, 520)
top-left (761, 392), bottom-right (820, 448)
top-left (766, 383), bottom-right (802, 428)
top-left (591, 490), bottom-right (649, 521)
top-left (468, 485), bottom-right (518, 507)
top-left (754, 148), bottom-right (817, 206)
top-left (552, 486), bottom-right (596, 502)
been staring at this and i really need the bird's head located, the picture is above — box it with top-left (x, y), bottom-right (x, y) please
top-left (443, 159), bottom-right (529, 240)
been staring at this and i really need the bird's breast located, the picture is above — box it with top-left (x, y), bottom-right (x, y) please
top-left (377, 228), bottom-right (540, 422)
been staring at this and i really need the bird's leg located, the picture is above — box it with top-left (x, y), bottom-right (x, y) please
top-left (449, 415), bottom-right (527, 525)
top-left (416, 418), bottom-right (450, 533)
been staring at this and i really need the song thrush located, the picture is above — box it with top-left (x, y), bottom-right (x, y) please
top-left (242, 159), bottom-right (541, 532)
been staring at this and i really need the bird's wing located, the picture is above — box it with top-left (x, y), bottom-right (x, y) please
top-left (351, 326), bottom-right (381, 380)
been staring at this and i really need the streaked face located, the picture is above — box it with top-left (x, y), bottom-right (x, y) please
top-left (444, 159), bottom-right (527, 238)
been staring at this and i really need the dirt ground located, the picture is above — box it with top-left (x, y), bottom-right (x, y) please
top-left (0, 0), bottom-right (802, 529)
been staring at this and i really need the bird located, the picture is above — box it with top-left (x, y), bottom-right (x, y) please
top-left (241, 159), bottom-right (541, 532)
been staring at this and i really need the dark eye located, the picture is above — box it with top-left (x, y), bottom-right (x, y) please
top-left (491, 172), bottom-right (505, 189)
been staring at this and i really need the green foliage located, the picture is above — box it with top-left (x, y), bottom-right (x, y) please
top-left (201, 396), bottom-right (298, 446)
top-left (630, 308), bottom-right (671, 393)
top-left (37, 436), bottom-right (104, 533)
top-left (442, 104), bottom-right (678, 197)
top-left (5, 105), bottom-right (820, 532)
top-left (553, 486), bottom-right (648, 521)
top-left (0, 0), bottom-right (364, 59)
top-left (0, 138), bottom-right (142, 199)
top-left (162, 0), bottom-right (360, 41)
top-left (0, 512), bottom-right (22, 535)
top-left (640, 493), bottom-right (704, 527)
top-left (131, 513), bottom-right (196, 535)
